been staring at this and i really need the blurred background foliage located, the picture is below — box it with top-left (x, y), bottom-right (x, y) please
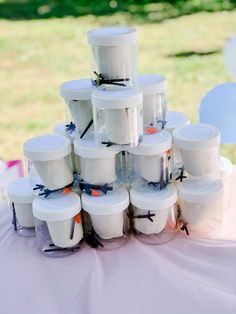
top-left (0, 0), bottom-right (236, 161)
top-left (0, 0), bottom-right (236, 20)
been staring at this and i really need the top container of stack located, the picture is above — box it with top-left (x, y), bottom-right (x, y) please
top-left (87, 27), bottom-right (138, 87)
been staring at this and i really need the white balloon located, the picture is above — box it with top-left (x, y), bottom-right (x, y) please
top-left (224, 36), bottom-right (236, 79)
top-left (199, 82), bottom-right (236, 144)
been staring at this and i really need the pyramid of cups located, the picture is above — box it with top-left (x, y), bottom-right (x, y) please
top-left (7, 27), bottom-right (230, 256)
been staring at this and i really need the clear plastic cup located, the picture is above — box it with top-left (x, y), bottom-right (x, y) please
top-left (24, 135), bottom-right (74, 197)
top-left (177, 178), bottom-right (224, 238)
top-left (92, 86), bottom-right (143, 149)
top-left (33, 192), bottom-right (83, 257)
top-left (60, 79), bottom-right (95, 138)
top-left (74, 135), bottom-right (119, 185)
top-left (138, 74), bottom-right (168, 130)
top-left (127, 130), bottom-right (172, 187)
top-left (173, 124), bottom-right (221, 180)
top-left (130, 183), bottom-right (177, 244)
top-left (82, 188), bottom-right (130, 250)
top-left (87, 27), bottom-right (138, 87)
top-left (165, 111), bottom-right (189, 177)
top-left (115, 151), bottom-right (133, 188)
top-left (7, 177), bottom-right (35, 237)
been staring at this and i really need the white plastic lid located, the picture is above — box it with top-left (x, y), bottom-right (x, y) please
top-left (177, 178), bottom-right (223, 203)
top-left (127, 130), bottom-right (171, 155)
top-left (53, 123), bottom-right (75, 144)
top-left (92, 86), bottom-right (143, 109)
top-left (24, 135), bottom-right (72, 161)
top-left (87, 27), bottom-right (137, 46)
top-left (60, 79), bottom-right (94, 101)
top-left (173, 123), bottom-right (220, 150)
top-left (82, 188), bottom-right (129, 215)
top-left (138, 74), bottom-right (167, 95)
top-left (7, 177), bottom-right (35, 204)
top-left (220, 156), bottom-right (233, 180)
top-left (33, 192), bottom-right (81, 222)
top-left (74, 135), bottom-right (118, 158)
top-left (130, 184), bottom-right (177, 211)
top-left (165, 111), bottom-right (189, 133)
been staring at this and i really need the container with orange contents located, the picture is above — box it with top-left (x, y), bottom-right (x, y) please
top-left (33, 192), bottom-right (83, 257)
top-left (82, 187), bottom-right (130, 250)
top-left (24, 135), bottom-right (74, 199)
top-left (127, 130), bottom-right (172, 187)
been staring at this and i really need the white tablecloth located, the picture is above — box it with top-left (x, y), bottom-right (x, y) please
top-left (1, 169), bottom-right (236, 314)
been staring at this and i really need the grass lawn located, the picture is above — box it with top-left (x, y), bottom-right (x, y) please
top-left (0, 10), bottom-right (236, 162)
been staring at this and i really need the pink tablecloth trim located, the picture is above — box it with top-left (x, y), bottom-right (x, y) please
top-left (6, 159), bottom-right (24, 177)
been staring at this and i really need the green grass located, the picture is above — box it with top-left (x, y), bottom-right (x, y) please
top-left (0, 10), bottom-right (236, 162)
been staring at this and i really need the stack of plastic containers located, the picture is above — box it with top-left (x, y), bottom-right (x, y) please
top-left (6, 25), bottom-right (232, 258)
top-left (127, 129), bottom-right (178, 244)
top-left (173, 124), bottom-right (224, 237)
top-left (23, 134), bottom-right (83, 257)
top-left (81, 27), bottom-right (139, 249)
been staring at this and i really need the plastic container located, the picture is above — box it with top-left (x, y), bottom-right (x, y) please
top-left (130, 183), bottom-right (177, 244)
top-left (165, 111), bottom-right (189, 135)
top-left (33, 192), bottom-right (83, 257)
top-left (74, 135), bottom-right (119, 185)
top-left (127, 130), bottom-right (172, 186)
top-left (177, 178), bottom-right (224, 237)
top-left (116, 151), bottom-right (132, 188)
top-left (7, 177), bottom-right (35, 237)
top-left (53, 123), bottom-right (78, 173)
top-left (87, 27), bottom-right (138, 87)
top-left (24, 135), bottom-right (74, 195)
top-left (82, 188), bottom-right (130, 250)
top-left (220, 156), bottom-right (233, 210)
top-left (138, 74), bottom-right (168, 130)
top-left (173, 124), bottom-right (221, 179)
top-left (165, 111), bottom-right (190, 178)
top-left (60, 79), bottom-right (94, 138)
top-left (92, 86), bottom-right (143, 148)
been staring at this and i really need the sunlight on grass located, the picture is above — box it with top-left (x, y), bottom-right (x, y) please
top-left (0, 10), bottom-right (236, 162)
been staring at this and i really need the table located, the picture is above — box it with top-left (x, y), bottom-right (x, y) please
top-left (1, 169), bottom-right (236, 314)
